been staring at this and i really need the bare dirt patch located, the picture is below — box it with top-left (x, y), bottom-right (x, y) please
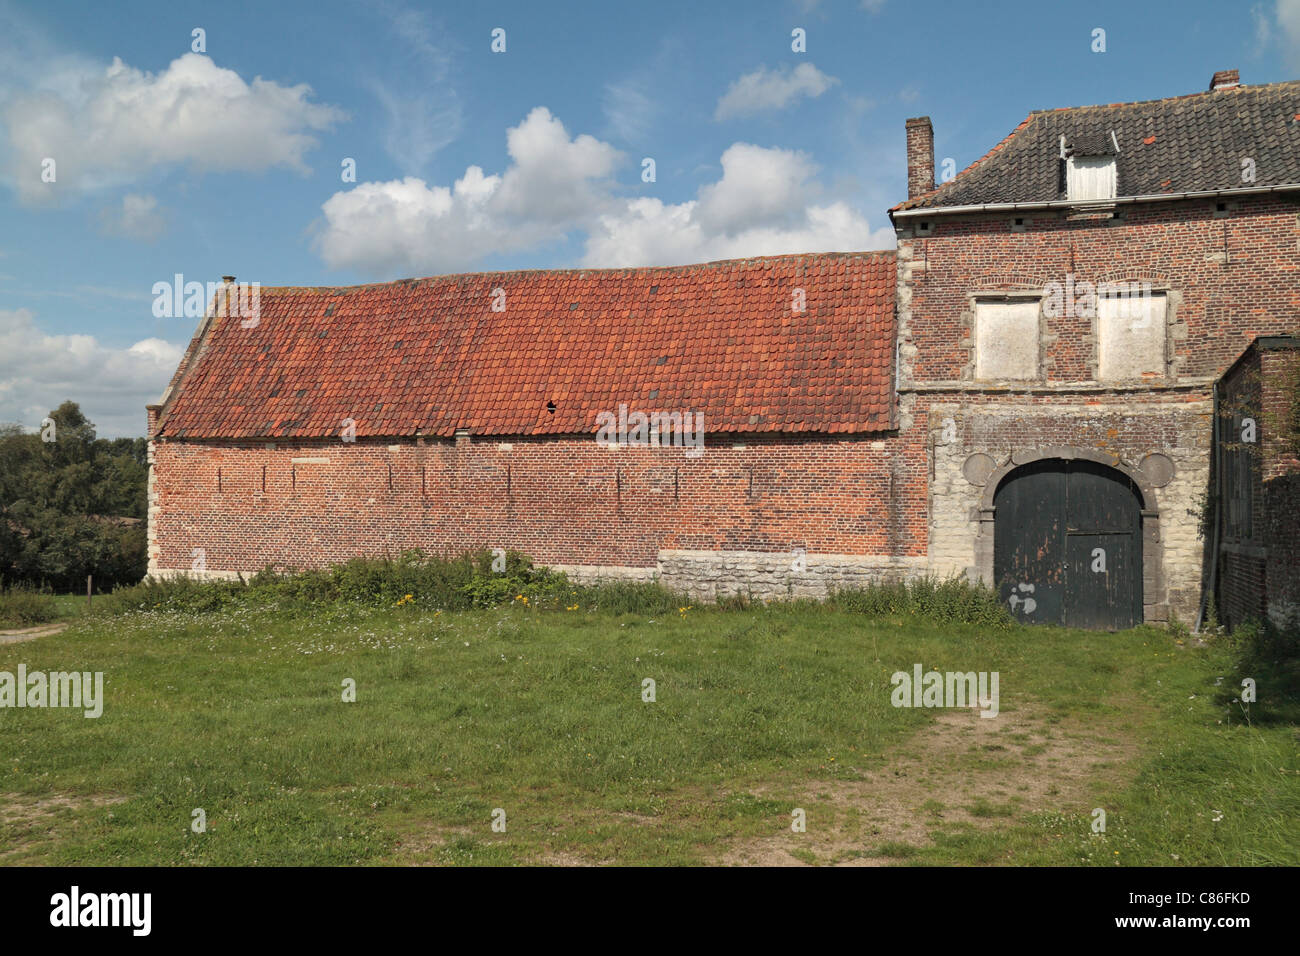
top-left (717, 701), bottom-right (1140, 866)
top-left (0, 791), bottom-right (128, 862)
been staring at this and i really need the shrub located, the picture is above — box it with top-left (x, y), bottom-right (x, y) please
top-left (96, 549), bottom-right (575, 615)
top-left (0, 585), bottom-right (60, 628)
top-left (96, 557), bottom-right (1013, 628)
top-left (1226, 618), bottom-right (1300, 724)
top-left (569, 580), bottom-right (682, 616)
top-left (830, 576), bottom-right (1012, 628)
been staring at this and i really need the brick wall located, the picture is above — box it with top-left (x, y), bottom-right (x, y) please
top-left (148, 432), bottom-right (928, 589)
top-left (899, 195), bottom-right (1300, 386)
top-left (1260, 348), bottom-right (1300, 629)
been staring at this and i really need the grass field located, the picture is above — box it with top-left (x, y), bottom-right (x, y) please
top-left (1, 599), bottom-right (1295, 866)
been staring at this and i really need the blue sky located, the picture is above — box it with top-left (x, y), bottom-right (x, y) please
top-left (1, 0), bottom-right (1297, 436)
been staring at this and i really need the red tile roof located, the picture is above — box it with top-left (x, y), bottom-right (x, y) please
top-left (156, 252), bottom-right (897, 440)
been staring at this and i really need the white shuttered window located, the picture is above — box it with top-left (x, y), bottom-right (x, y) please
top-left (1098, 292), bottom-right (1167, 382)
top-left (974, 300), bottom-right (1040, 381)
top-left (1066, 155), bottom-right (1117, 201)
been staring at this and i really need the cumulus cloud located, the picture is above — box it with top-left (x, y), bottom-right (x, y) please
top-left (315, 107), bottom-right (621, 275)
top-left (3, 53), bottom-right (344, 202)
top-left (97, 193), bottom-right (166, 241)
top-left (582, 146), bottom-right (892, 268)
top-left (0, 308), bottom-right (183, 438)
top-left (315, 108), bottom-right (891, 276)
top-left (714, 63), bottom-right (839, 120)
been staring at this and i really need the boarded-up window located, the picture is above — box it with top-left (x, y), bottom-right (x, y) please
top-left (1098, 292), bottom-right (1166, 382)
top-left (1066, 155), bottom-right (1117, 201)
top-left (975, 299), bottom-right (1040, 380)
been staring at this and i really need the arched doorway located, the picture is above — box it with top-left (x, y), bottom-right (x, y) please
top-left (993, 458), bottom-right (1143, 629)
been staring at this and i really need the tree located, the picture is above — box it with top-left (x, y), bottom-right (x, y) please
top-left (0, 401), bottom-right (147, 590)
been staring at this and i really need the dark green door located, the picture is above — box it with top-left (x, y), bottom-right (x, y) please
top-left (994, 459), bottom-right (1142, 630)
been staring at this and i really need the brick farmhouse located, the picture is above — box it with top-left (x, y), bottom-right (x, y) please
top-left (147, 70), bottom-right (1300, 630)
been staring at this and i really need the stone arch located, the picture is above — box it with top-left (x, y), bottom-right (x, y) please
top-left (973, 446), bottom-right (1165, 622)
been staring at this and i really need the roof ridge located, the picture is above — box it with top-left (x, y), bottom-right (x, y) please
top-left (1025, 78), bottom-right (1300, 116)
top-left (251, 249), bottom-right (898, 295)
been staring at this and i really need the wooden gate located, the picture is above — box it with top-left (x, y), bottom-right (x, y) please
top-left (993, 459), bottom-right (1142, 630)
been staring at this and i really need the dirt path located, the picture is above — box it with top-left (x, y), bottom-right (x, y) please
top-left (0, 622), bottom-right (70, 645)
top-left (717, 700), bottom-right (1140, 866)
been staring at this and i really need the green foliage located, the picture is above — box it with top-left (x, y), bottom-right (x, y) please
top-left (0, 585), bottom-right (59, 628)
top-left (0, 401), bottom-right (147, 590)
top-left (99, 549), bottom-right (581, 615)
top-left (99, 556), bottom-right (1012, 628)
top-left (830, 576), bottom-right (1013, 628)
top-left (1227, 618), bottom-right (1300, 723)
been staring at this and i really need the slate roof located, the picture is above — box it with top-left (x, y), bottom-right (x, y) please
top-left (156, 252), bottom-right (897, 440)
top-left (896, 79), bottom-right (1300, 211)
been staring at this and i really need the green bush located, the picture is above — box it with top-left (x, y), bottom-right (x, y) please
top-left (95, 557), bottom-right (1013, 628)
top-left (1226, 618), bottom-right (1300, 724)
top-left (830, 576), bottom-right (1012, 628)
top-left (0, 585), bottom-right (60, 627)
top-left (96, 549), bottom-right (577, 616)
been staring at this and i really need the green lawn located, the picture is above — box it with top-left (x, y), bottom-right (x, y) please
top-left (1, 600), bottom-right (1295, 865)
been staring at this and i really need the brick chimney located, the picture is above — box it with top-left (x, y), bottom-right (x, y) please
top-left (1209, 69), bottom-right (1239, 91)
top-left (906, 116), bottom-right (935, 199)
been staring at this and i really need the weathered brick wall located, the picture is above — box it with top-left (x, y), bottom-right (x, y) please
top-left (1260, 349), bottom-right (1300, 629)
top-left (1262, 474), bottom-right (1300, 630)
top-left (148, 432), bottom-right (929, 589)
top-left (899, 196), bottom-right (1300, 385)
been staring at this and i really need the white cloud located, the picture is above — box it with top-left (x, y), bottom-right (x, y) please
top-left (714, 63), bottom-right (839, 120)
top-left (315, 107), bottom-right (621, 275)
top-left (600, 40), bottom-right (684, 145)
top-left (97, 193), bottom-right (166, 241)
top-left (582, 197), bottom-right (891, 269)
top-left (1278, 0), bottom-right (1300, 68)
top-left (0, 308), bottom-right (184, 437)
top-left (602, 79), bottom-right (658, 144)
top-left (695, 143), bottom-right (820, 234)
top-left (582, 145), bottom-right (892, 268)
top-left (315, 108), bottom-right (892, 276)
top-left (366, 2), bottom-right (463, 172)
top-left (861, 0), bottom-right (888, 12)
top-left (3, 53), bottom-right (344, 202)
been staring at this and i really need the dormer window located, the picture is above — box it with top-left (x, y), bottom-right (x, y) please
top-left (1066, 155), bottom-right (1117, 202)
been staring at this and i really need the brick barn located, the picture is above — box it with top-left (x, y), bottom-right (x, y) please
top-left (147, 70), bottom-right (1300, 630)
